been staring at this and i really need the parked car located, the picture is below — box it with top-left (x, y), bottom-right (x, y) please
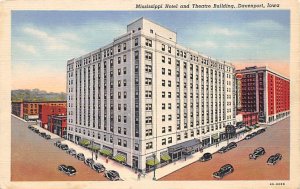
top-left (218, 146), bottom-right (228, 153)
top-left (60, 144), bottom-right (69, 151)
top-left (226, 142), bottom-right (237, 150)
top-left (45, 134), bottom-right (51, 140)
top-left (34, 129), bottom-right (40, 134)
top-left (104, 170), bottom-right (120, 181)
top-left (199, 153), bottom-right (212, 162)
top-left (257, 128), bottom-right (266, 134)
top-left (66, 148), bottom-right (77, 156)
top-left (267, 153), bottom-right (282, 165)
top-left (92, 163), bottom-right (106, 173)
top-left (245, 133), bottom-right (254, 140)
top-left (28, 125), bottom-right (33, 129)
top-left (54, 141), bottom-right (61, 147)
top-left (84, 158), bottom-right (95, 167)
top-left (58, 164), bottom-right (76, 176)
top-left (213, 164), bottom-right (234, 179)
top-left (76, 153), bottom-right (85, 161)
top-left (39, 132), bottom-right (46, 137)
top-left (249, 147), bottom-right (265, 160)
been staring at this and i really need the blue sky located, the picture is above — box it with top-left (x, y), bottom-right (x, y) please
top-left (12, 11), bottom-right (290, 92)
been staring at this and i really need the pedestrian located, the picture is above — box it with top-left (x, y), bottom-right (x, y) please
top-left (95, 153), bottom-right (98, 160)
top-left (184, 156), bottom-right (186, 161)
top-left (138, 172), bottom-right (141, 180)
top-left (106, 156), bottom-right (108, 163)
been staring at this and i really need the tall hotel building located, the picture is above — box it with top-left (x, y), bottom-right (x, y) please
top-left (236, 66), bottom-right (290, 124)
top-left (66, 18), bottom-right (236, 171)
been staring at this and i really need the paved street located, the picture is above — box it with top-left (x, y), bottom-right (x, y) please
top-left (160, 117), bottom-right (289, 180)
top-left (11, 115), bottom-right (109, 181)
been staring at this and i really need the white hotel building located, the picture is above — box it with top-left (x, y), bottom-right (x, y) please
top-left (66, 17), bottom-right (236, 171)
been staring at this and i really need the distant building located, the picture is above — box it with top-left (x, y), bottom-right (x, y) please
top-left (39, 104), bottom-right (67, 129)
top-left (236, 66), bottom-right (290, 124)
top-left (48, 115), bottom-right (67, 138)
top-left (11, 101), bottom-right (66, 121)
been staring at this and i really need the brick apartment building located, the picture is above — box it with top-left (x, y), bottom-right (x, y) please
top-left (39, 104), bottom-right (67, 129)
top-left (48, 115), bottom-right (67, 138)
top-left (236, 66), bottom-right (290, 124)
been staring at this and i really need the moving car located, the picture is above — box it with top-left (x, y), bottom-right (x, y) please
top-left (58, 164), bottom-right (76, 176)
top-left (92, 163), bottom-right (106, 173)
top-left (257, 128), bottom-right (266, 134)
top-left (213, 164), bottom-right (234, 179)
top-left (104, 170), bottom-right (120, 181)
top-left (76, 153), bottom-right (85, 161)
top-left (66, 148), bottom-right (77, 156)
top-left (54, 141), bottom-right (61, 147)
top-left (84, 158), bottom-right (95, 167)
top-left (60, 144), bottom-right (69, 151)
top-left (249, 147), bottom-right (265, 160)
top-left (267, 153), bottom-right (282, 165)
top-left (226, 142), bottom-right (237, 150)
top-left (199, 153), bottom-right (212, 162)
top-left (218, 146), bottom-right (228, 153)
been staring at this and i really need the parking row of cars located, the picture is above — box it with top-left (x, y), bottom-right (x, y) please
top-left (54, 140), bottom-right (121, 180)
top-left (244, 128), bottom-right (266, 140)
top-left (28, 125), bottom-right (51, 139)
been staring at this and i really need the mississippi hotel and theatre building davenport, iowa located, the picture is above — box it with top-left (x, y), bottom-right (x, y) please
top-left (66, 17), bottom-right (236, 171)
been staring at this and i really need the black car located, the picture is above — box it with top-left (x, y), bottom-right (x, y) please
top-left (58, 164), bottom-right (76, 176)
top-left (257, 128), bottom-right (266, 134)
top-left (227, 142), bottom-right (237, 150)
top-left (34, 129), bottom-right (40, 134)
top-left (54, 141), bottom-right (61, 147)
top-left (76, 153), bottom-right (85, 161)
top-left (218, 146), bottom-right (228, 153)
top-left (104, 170), bottom-right (120, 181)
top-left (213, 164), bottom-right (234, 179)
top-left (45, 134), bottom-right (51, 140)
top-left (199, 153), bottom-right (212, 162)
top-left (267, 153), bottom-right (282, 165)
top-left (60, 144), bottom-right (69, 151)
top-left (249, 147), bottom-right (265, 160)
top-left (92, 163), bottom-right (106, 173)
top-left (39, 132), bottom-right (46, 137)
top-left (66, 148), bottom-right (77, 156)
top-left (84, 158), bottom-right (95, 167)
top-left (245, 133), bottom-right (255, 140)
top-left (28, 125), bottom-right (34, 129)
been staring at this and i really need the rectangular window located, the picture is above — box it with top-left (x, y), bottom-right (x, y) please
top-left (162, 103), bottom-right (166, 110)
top-left (162, 56), bottom-right (165, 63)
top-left (168, 69), bottom-right (171, 76)
top-left (168, 137), bottom-right (172, 143)
top-left (123, 43), bottom-right (126, 50)
top-left (135, 38), bottom-right (138, 46)
top-left (162, 115), bottom-right (166, 121)
top-left (162, 44), bottom-right (165, 51)
top-left (162, 91), bottom-right (165, 98)
top-left (162, 68), bottom-right (165, 75)
top-left (162, 127), bottom-right (166, 133)
top-left (118, 45), bottom-right (121, 52)
top-left (123, 140), bottom-right (127, 147)
top-left (123, 67), bottom-right (127, 74)
top-left (162, 139), bottom-right (166, 145)
top-left (145, 39), bottom-right (152, 47)
top-left (168, 92), bottom-right (171, 98)
top-left (168, 46), bottom-right (171, 53)
top-left (168, 58), bottom-right (171, 64)
top-left (168, 80), bottom-right (171, 87)
top-left (135, 143), bottom-right (139, 150)
top-left (123, 79), bottom-right (127, 86)
top-left (123, 55), bottom-right (126, 62)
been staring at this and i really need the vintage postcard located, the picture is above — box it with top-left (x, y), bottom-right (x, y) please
top-left (0, 0), bottom-right (299, 188)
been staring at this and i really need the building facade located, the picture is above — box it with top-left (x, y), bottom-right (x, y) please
top-left (236, 112), bottom-right (259, 127)
top-left (236, 66), bottom-right (290, 124)
top-left (66, 18), bottom-right (236, 171)
top-left (39, 104), bottom-right (67, 129)
top-left (11, 101), bottom-right (66, 121)
top-left (48, 115), bottom-right (67, 138)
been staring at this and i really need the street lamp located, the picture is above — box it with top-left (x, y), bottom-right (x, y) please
top-left (91, 139), bottom-right (94, 160)
top-left (153, 153), bottom-right (156, 180)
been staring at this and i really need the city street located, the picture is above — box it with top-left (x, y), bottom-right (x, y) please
top-left (160, 117), bottom-right (289, 180)
top-left (11, 115), bottom-right (108, 181)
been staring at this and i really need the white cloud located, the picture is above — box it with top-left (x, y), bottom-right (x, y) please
top-left (247, 20), bottom-right (284, 30)
top-left (16, 42), bottom-right (37, 55)
top-left (210, 27), bottom-right (242, 36)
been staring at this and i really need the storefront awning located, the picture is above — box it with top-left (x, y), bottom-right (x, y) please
top-left (160, 154), bottom-right (171, 161)
top-left (168, 138), bottom-right (201, 153)
top-left (211, 133), bottom-right (219, 140)
top-left (100, 148), bottom-right (112, 156)
top-left (146, 158), bottom-right (159, 166)
top-left (113, 154), bottom-right (126, 163)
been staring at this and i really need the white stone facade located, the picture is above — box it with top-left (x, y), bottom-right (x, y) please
top-left (66, 17), bottom-right (236, 171)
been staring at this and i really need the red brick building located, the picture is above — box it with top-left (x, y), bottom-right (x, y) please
top-left (236, 66), bottom-right (290, 124)
top-left (39, 104), bottom-right (67, 129)
top-left (11, 101), bottom-right (66, 121)
top-left (48, 115), bottom-right (67, 138)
